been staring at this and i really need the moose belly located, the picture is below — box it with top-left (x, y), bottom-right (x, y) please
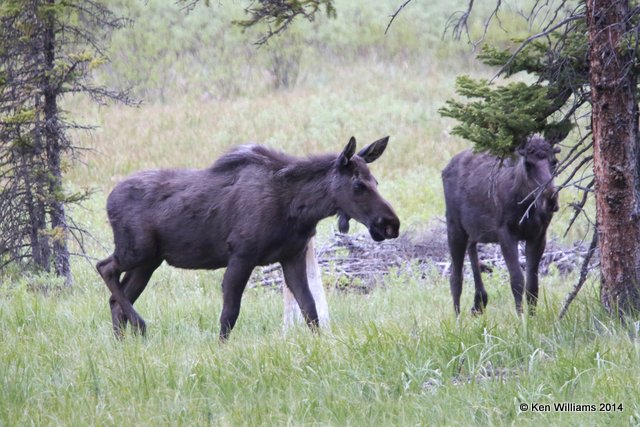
top-left (463, 216), bottom-right (499, 243)
top-left (159, 236), bottom-right (229, 270)
top-left (247, 230), bottom-right (312, 266)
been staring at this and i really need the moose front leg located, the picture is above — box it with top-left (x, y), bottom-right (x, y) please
top-left (447, 227), bottom-right (468, 316)
top-left (283, 238), bottom-right (328, 331)
top-left (219, 258), bottom-right (254, 341)
top-left (499, 232), bottom-right (525, 314)
top-left (281, 251), bottom-right (319, 331)
top-left (467, 242), bottom-right (488, 315)
top-left (525, 236), bottom-right (546, 315)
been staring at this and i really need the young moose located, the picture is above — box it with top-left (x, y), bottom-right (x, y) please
top-left (442, 135), bottom-right (559, 315)
top-left (97, 137), bottom-right (400, 340)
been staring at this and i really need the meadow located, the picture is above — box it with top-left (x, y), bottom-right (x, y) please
top-left (1, 0), bottom-right (638, 425)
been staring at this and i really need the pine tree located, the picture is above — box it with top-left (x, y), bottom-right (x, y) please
top-left (0, 0), bottom-right (131, 283)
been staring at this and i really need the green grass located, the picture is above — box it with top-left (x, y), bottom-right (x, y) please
top-left (1, 266), bottom-right (638, 426)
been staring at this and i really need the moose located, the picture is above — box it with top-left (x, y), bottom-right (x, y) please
top-left (97, 137), bottom-right (400, 340)
top-left (442, 135), bottom-right (560, 315)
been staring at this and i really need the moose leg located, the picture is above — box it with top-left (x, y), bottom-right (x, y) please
top-left (525, 237), bottom-right (546, 315)
top-left (447, 228), bottom-right (468, 315)
top-left (468, 242), bottom-right (488, 315)
top-left (281, 251), bottom-right (319, 331)
top-left (110, 271), bottom-right (132, 336)
top-left (283, 238), bottom-right (328, 331)
top-left (219, 259), bottom-right (254, 341)
top-left (498, 233), bottom-right (525, 314)
top-left (97, 255), bottom-right (147, 335)
top-left (110, 259), bottom-right (161, 336)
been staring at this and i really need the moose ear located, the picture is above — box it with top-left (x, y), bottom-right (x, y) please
top-left (516, 144), bottom-right (526, 156)
top-left (553, 145), bottom-right (561, 154)
top-left (357, 136), bottom-right (389, 163)
top-left (338, 136), bottom-right (357, 167)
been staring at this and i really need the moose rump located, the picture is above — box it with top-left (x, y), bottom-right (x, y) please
top-left (97, 137), bottom-right (400, 340)
top-left (442, 135), bottom-right (559, 315)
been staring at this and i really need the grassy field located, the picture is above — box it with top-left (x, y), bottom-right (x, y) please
top-left (1, 0), bottom-right (637, 425)
top-left (1, 265), bottom-right (638, 425)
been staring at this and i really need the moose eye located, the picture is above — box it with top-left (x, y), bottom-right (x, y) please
top-left (353, 180), bottom-right (366, 193)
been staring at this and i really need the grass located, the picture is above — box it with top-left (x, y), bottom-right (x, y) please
top-left (2, 0), bottom-right (637, 425)
top-left (1, 267), bottom-right (638, 426)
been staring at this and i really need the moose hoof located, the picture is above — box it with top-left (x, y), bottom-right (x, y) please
top-left (110, 301), bottom-right (126, 322)
top-left (129, 314), bottom-right (147, 336)
top-left (109, 301), bottom-right (127, 339)
top-left (111, 318), bottom-right (127, 339)
top-left (471, 306), bottom-right (485, 316)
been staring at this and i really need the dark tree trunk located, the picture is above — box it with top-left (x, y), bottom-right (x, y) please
top-left (587, 0), bottom-right (640, 315)
top-left (27, 12), bottom-right (51, 272)
top-left (22, 155), bottom-right (50, 271)
top-left (43, 0), bottom-right (72, 285)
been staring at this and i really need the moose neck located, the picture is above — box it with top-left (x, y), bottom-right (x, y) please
top-left (279, 159), bottom-right (339, 234)
top-left (513, 160), bottom-right (538, 202)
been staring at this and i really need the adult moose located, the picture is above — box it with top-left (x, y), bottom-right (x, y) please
top-left (97, 137), bottom-right (400, 340)
top-left (442, 135), bottom-right (559, 316)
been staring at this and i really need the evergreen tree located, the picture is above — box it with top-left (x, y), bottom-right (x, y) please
top-left (180, 0), bottom-right (336, 45)
top-left (0, 0), bottom-right (131, 283)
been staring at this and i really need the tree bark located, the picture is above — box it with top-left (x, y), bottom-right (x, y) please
top-left (27, 4), bottom-right (51, 271)
top-left (587, 0), bottom-right (640, 315)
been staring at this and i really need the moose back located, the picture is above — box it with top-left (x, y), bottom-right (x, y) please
top-left (97, 137), bottom-right (400, 340)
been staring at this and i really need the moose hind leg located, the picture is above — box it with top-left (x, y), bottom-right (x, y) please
top-left (97, 255), bottom-right (147, 336)
top-left (468, 242), bottom-right (488, 315)
top-left (109, 271), bottom-right (131, 337)
top-left (109, 259), bottom-right (161, 336)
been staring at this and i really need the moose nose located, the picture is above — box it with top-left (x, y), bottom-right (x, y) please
top-left (377, 216), bottom-right (400, 239)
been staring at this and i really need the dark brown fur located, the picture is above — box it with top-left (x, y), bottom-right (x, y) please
top-left (97, 137), bottom-right (400, 340)
top-left (442, 135), bottom-right (559, 315)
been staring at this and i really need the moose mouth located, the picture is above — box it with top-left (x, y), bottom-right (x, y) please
top-left (369, 226), bottom-right (386, 242)
top-left (368, 222), bottom-right (399, 242)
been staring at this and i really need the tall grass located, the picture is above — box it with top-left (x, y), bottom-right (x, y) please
top-left (1, 267), bottom-right (638, 425)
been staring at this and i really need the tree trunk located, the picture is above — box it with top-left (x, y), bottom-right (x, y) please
top-left (43, 0), bottom-right (72, 285)
top-left (27, 8), bottom-right (51, 272)
top-left (587, 0), bottom-right (640, 315)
